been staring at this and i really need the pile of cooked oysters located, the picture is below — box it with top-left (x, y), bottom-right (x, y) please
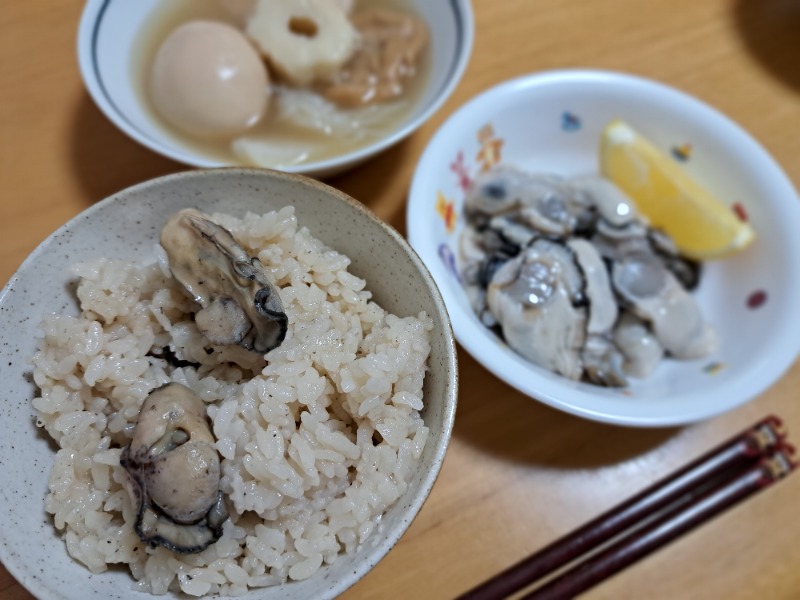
top-left (459, 165), bottom-right (716, 387)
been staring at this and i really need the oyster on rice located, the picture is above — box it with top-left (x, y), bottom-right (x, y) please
top-left (160, 208), bottom-right (288, 354)
top-left (460, 166), bottom-right (715, 387)
top-left (32, 206), bottom-right (434, 592)
top-left (120, 382), bottom-right (229, 554)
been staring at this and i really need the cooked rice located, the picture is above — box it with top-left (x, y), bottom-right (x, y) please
top-left (31, 206), bottom-right (431, 596)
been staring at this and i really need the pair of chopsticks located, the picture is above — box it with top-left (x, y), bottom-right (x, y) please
top-left (458, 416), bottom-right (795, 600)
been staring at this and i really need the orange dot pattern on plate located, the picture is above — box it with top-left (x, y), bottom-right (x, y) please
top-left (476, 124), bottom-right (503, 172)
top-left (435, 191), bottom-right (457, 233)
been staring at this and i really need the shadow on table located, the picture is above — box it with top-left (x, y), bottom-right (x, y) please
top-left (68, 93), bottom-right (185, 204)
top-left (325, 141), bottom-right (415, 235)
top-left (733, 0), bottom-right (800, 93)
top-left (68, 90), bottom-right (415, 225)
top-left (452, 348), bottom-right (681, 469)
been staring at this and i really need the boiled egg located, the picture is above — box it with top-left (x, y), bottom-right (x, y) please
top-left (150, 20), bottom-right (270, 138)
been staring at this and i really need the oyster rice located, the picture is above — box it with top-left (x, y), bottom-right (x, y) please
top-left (32, 206), bottom-right (432, 595)
top-left (460, 164), bottom-right (715, 387)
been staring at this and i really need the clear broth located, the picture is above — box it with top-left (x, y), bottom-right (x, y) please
top-left (131, 0), bottom-right (431, 166)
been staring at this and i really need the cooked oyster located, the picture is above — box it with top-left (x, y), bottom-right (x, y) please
top-left (569, 238), bottom-right (627, 387)
top-left (647, 228), bottom-right (702, 290)
top-left (466, 165), bottom-right (593, 237)
top-left (487, 239), bottom-right (587, 380)
top-left (458, 228), bottom-right (494, 325)
top-left (120, 383), bottom-right (229, 554)
top-left (581, 334), bottom-right (627, 387)
top-left (567, 174), bottom-right (636, 227)
top-left (613, 311), bottom-right (664, 378)
top-left (487, 214), bottom-right (538, 250)
top-left (567, 238), bottom-right (617, 335)
top-left (611, 253), bottom-right (716, 359)
top-left (160, 208), bottom-right (288, 354)
top-left (591, 219), bottom-right (702, 291)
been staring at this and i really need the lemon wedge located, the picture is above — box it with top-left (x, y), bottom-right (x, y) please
top-left (599, 119), bottom-right (755, 260)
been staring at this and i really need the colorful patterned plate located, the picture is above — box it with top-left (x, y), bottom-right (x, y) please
top-left (408, 69), bottom-right (800, 427)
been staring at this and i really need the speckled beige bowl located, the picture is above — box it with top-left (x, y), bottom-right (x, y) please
top-left (0, 168), bottom-right (457, 599)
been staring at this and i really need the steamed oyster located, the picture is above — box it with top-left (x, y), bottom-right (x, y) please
top-left (465, 165), bottom-right (594, 236)
top-left (487, 239), bottom-right (587, 380)
top-left (613, 311), bottom-right (664, 379)
top-left (611, 253), bottom-right (716, 359)
top-left (160, 208), bottom-right (288, 354)
top-left (460, 166), bottom-right (716, 387)
top-left (120, 383), bottom-right (229, 554)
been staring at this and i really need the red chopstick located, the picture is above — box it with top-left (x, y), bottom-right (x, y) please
top-left (457, 416), bottom-right (788, 600)
top-left (522, 443), bottom-right (795, 599)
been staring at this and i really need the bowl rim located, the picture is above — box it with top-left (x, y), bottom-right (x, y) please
top-left (407, 68), bottom-right (800, 427)
top-left (75, 0), bottom-right (475, 174)
top-left (0, 167), bottom-right (459, 598)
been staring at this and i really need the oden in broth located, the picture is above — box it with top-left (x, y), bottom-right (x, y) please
top-left (132, 0), bottom-right (431, 167)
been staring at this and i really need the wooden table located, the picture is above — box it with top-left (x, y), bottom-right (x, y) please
top-left (2, 1), bottom-right (800, 598)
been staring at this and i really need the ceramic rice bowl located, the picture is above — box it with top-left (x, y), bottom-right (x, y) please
top-left (0, 168), bottom-right (457, 598)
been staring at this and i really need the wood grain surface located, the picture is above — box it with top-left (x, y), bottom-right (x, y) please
top-left (2, 0), bottom-right (800, 598)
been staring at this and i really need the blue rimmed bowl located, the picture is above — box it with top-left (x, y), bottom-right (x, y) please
top-left (77, 0), bottom-right (473, 178)
top-left (407, 69), bottom-right (800, 427)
